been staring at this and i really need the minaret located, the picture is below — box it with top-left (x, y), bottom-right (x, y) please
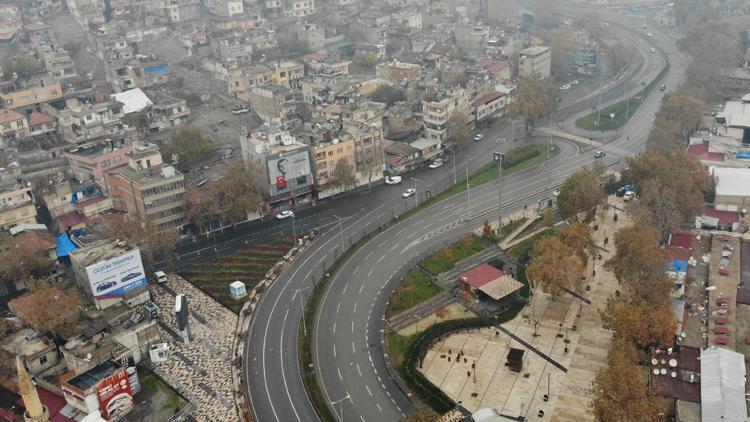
top-left (16, 357), bottom-right (50, 422)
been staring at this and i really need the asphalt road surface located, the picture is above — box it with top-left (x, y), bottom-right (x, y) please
top-left (244, 8), bottom-right (687, 422)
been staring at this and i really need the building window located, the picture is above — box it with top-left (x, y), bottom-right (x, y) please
top-left (2, 123), bottom-right (10, 130)
top-left (39, 355), bottom-right (48, 365)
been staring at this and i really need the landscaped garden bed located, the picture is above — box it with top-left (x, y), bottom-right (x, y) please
top-left (180, 237), bottom-right (296, 313)
top-left (421, 234), bottom-right (492, 275)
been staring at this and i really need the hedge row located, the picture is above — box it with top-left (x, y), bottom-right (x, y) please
top-left (504, 144), bottom-right (542, 167)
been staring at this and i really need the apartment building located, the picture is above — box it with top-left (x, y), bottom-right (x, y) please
top-left (106, 148), bottom-right (186, 230)
top-left (0, 81), bottom-right (63, 110)
top-left (0, 180), bottom-right (36, 231)
top-left (50, 97), bottom-right (125, 144)
top-left (518, 46), bottom-right (551, 79)
top-left (271, 61), bottom-right (305, 89)
top-left (375, 60), bottom-right (422, 83)
top-left (472, 91), bottom-right (506, 122)
top-left (144, 91), bottom-right (190, 133)
top-left (342, 121), bottom-right (385, 185)
top-left (40, 47), bottom-right (77, 80)
top-left (281, 0), bottom-right (315, 17)
top-left (205, 0), bottom-right (243, 16)
top-left (422, 88), bottom-right (470, 143)
top-left (0, 109), bottom-right (29, 141)
top-left (65, 139), bottom-right (135, 183)
top-left (26, 111), bottom-right (57, 137)
top-left (247, 84), bottom-right (297, 126)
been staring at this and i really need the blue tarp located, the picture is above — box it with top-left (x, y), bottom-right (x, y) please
top-left (668, 260), bottom-right (688, 273)
top-left (736, 152), bottom-right (750, 160)
top-left (144, 65), bottom-right (168, 75)
top-left (56, 233), bottom-right (77, 257)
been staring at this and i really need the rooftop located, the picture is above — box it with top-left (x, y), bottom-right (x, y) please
top-left (0, 109), bottom-right (26, 124)
top-left (686, 143), bottom-right (724, 162)
top-left (472, 91), bottom-right (505, 107)
top-left (66, 360), bottom-right (118, 391)
top-left (109, 164), bottom-right (182, 187)
top-left (27, 112), bottom-right (55, 127)
top-left (69, 238), bottom-right (135, 268)
top-left (712, 167), bottom-right (750, 197)
top-left (521, 45), bottom-right (550, 56)
top-left (110, 88), bottom-right (152, 114)
top-left (701, 347), bottom-right (747, 422)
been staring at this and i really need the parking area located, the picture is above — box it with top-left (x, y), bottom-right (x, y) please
top-left (148, 274), bottom-right (238, 422)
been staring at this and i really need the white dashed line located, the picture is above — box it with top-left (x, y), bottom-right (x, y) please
top-left (353, 302), bottom-right (358, 313)
top-left (337, 368), bottom-right (342, 381)
top-left (357, 363), bottom-right (362, 376)
top-left (365, 385), bottom-right (373, 396)
top-left (336, 302), bottom-right (341, 313)
top-left (365, 250), bottom-right (374, 260)
top-left (333, 344), bottom-right (336, 358)
top-left (377, 254), bottom-right (386, 263)
top-left (358, 285), bottom-right (364, 295)
top-left (333, 322), bottom-right (336, 334)
top-left (367, 268), bottom-right (374, 278)
top-left (352, 341), bottom-right (356, 353)
top-left (351, 321), bottom-right (354, 332)
top-left (352, 266), bottom-right (359, 275)
top-left (342, 283), bottom-right (348, 294)
top-left (376, 404), bottom-right (383, 412)
top-left (390, 243), bottom-right (399, 251)
top-left (360, 415), bottom-right (366, 422)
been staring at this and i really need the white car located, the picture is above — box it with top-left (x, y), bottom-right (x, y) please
top-left (623, 191), bottom-right (635, 201)
top-left (402, 188), bottom-right (416, 198)
top-left (570, 80), bottom-right (579, 85)
top-left (275, 210), bottom-right (295, 220)
top-left (384, 175), bottom-right (402, 185)
top-left (594, 150), bottom-right (606, 158)
top-left (429, 159), bottom-right (443, 169)
top-left (473, 134), bottom-right (484, 142)
top-left (232, 105), bottom-right (250, 114)
top-left (559, 84), bottom-right (571, 90)
top-left (646, 32), bottom-right (653, 37)
top-left (650, 47), bottom-right (656, 53)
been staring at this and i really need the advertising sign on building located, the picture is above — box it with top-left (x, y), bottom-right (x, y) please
top-left (85, 249), bottom-right (148, 299)
top-left (267, 150), bottom-right (312, 193)
top-left (96, 368), bottom-right (133, 419)
top-left (571, 49), bottom-right (597, 67)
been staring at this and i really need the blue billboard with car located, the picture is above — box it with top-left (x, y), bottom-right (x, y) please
top-left (85, 249), bottom-right (148, 299)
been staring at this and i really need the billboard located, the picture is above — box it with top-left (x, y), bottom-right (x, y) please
top-left (572, 49), bottom-right (597, 67)
top-left (268, 150), bottom-right (312, 192)
top-left (86, 249), bottom-right (148, 300)
top-left (96, 367), bottom-right (133, 420)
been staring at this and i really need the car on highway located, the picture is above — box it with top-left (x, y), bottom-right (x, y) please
top-left (646, 32), bottom-right (653, 37)
top-left (428, 159), bottom-right (444, 169)
top-left (275, 210), bottom-right (295, 220)
top-left (384, 175), bottom-right (402, 185)
top-left (473, 134), bottom-right (484, 142)
top-left (594, 150), bottom-right (606, 158)
top-left (659, 83), bottom-right (666, 91)
top-left (121, 272), bottom-right (143, 283)
top-left (570, 80), bottom-right (579, 85)
top-left (650, 47), bottom-right (656, 53)
top-left (559, 84), bottom-right (571, 90)
top-left (402, 188), bottom-right (416, 198)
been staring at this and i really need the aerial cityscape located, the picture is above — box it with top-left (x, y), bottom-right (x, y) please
top-left (0, 0), bottom-right (747, 420)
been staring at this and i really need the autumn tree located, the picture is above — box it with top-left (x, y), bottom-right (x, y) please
top-left (556, 164), bottom-right (606, 221)
top-left (9, 279), bottom-right (82, 338)
top-left (0, 233), bottom-right (55, 290)
top-left (590, 339), bottom-right (667, 422)
top-left (604, 299), bottom-right (677, 349)
top-left (97, 213), bottom-right (178, 272)
top-left (163, 125), bottom-right (216, 170)
top-left (331, 158), bottom-right (357, 193)
top-left (647, 94), bottom-right (705, 151)
top-left (559, 222), bottom-right (595, 262)
top-left (447, 112), bottom-right (472, 144)
top-left (547, 28), bottom-right (576, 78)
top-left (214, 159), bottom-right (264, 226)
top-left (527, 235), bottom-right (585, 297)
top-left (542, 209), bottom-right (555, 227)
top-left (604, 226), bottom-right (670, 303)
top-left (516, 74), bottom-right (557, 131)
top-left (184, 182), bottom-right (221, 234)
top-left (623, 149), bottom-right (710, 241)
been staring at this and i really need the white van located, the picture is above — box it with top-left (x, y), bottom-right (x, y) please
top-left (154, 271), bottom-right (167, 283)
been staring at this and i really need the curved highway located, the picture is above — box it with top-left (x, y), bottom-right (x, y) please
top-left (244, 7), bottom-right (687, 422)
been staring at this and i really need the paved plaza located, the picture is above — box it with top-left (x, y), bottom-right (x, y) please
top-left (420, 200), bottom-right (631, 420)
top-left (149, 275), bottom-right (239, 422)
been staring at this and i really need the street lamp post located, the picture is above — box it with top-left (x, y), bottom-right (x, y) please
top-left (331, 393), bottom-right (351, 421)
top-left (546, 136), bottom-right (552, 188)
top-left (410, 177), bottom-right (418, 206)
top-left (493, 152), bottom-right (504, 231)
top-left (447, 148), bottom-right (457, 185)
top-left (465, 160), bottom-right (471, 218)
top-left (291, 215), bottom-right (296, 244)
top-left (294, 287), bottom-right (310, 336)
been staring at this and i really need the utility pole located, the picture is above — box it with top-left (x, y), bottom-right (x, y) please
top-left (494, 152), bottom-right (504, 231)
top-left (547, 136), bottom-right (551, 189)
top-left (449, 148), bottom-right (457, 184)
top-left (465, 160), bottom-right (470, 218)
top-left (295, 287), bottom-right (310, 336)
top-left (410, 177), bottom-right (418, 207)
top-left (291, 215), bottom-right (296, 244)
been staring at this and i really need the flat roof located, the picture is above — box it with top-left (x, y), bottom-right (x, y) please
top-left (66, 360), bottom-right (118, 391)
top-left (69, 238), bottom-right (135, 268)
top-left (713, 167), bottom-right (750, 197)
top-left (110, 88), bottom-right (152, 114)
top-left (701, 347), bottom-right (747, 422)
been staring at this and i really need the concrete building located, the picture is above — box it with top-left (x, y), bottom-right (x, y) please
top-left (40, 47), bottom-right (77, 81)
top-left (59, 360), bottom-right (137, 419)
top-left (342, 120), bottom-right (385, 186)
top-left (422, 88), bottom-right (471, 143)
top-left (518, 46), bottom-right (552, 79)
top-left (700, 347), bottom-right (747, 422)
top-left (472, 91), bottom-right (506, 122)
top-left (210, 33), bottom-right (255, 63)
top-left (240, 125), bottom-right (315, 211)
top-left (205, 0), bottom-right (243, 16)
top-left (310, 136), bottom-right (356, 197)
top-left (297, 22), bottom-right (326, 51)
top-left (49, 97), bottom-right (126, 145)
top-left (247, 84), bottom-right (297, 126)
top-left (143, 91), bottom-right (190, 133)
top-left (0, 5), bottom-right (22, 46)
top-left (0, 180), bottom-right (36, 231)
top-left (376, 60), bottom-right (422, 84)
top-left (281, 0), bottom-right (315, 17)
top-left (105, 147), bottom-right (186, 230)
top-left (712, 167), bottom-right (750, 212)
top-left (0, 109), bottom-right (29, 141)
top-left (26, 112), bottom-right (57, 138)
top-left (271, 61), bottom-right (305, 89)
top-left (64, 139), bottom-right (135, 184)
top-left (0, 81), bottom-right (63, 110)
top-left (454, 26), bottom-right (489, 57)
top-left (2, 329), bottom-right (60, 377)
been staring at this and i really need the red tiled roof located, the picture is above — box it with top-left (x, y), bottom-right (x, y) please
top-left (704, 206), bottom-right (740, 225)
top-left (687, 143), bottom-right (724, 162)
top-left (667, 246), bottom-right (692, 262)
top-left (0, 108), bottom-right (26, 124)
top-left (27, 111), bottom-right (55, 126)
top-left (385, 155), bottom-right (403, 166)
top-left (458, 264), bottom-right (505, 288)
top-left (56, 211), bottom-right (87, 229)
top-left (472, 91), bottom-right (505, 107)
top-left (480, 59), bottom-right (510, 73)
top-left (670, 233), bottom-right (694, 249)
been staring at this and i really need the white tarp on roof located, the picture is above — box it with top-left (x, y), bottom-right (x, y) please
top-left (110, 88), bottom-right (153, 114)
top-left (712, 167), bottom-right (750, 197)
top-left (700, 347), bottom-right (747, 422)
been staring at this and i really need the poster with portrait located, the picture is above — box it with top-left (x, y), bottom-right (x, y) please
top-left (268, 151), bottom-right (312, 192)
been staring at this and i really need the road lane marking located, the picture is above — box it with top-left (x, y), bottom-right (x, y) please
top-left (377, 254), bottom-right (386, 263)
top-left (390, 243), bottom-right (400, 251)
top-left (333, 322), bottom-right (336, 334)
top-left (351, 321), bottom-right (354, 332)
top-left (367, 268), bottom-right (373, 277)
top-left (357, 363), bottom-right (362, 376)
top-left (365, 250), bottom-right (374, 260)
top-left (337, 368), bottom-right (342, 381)
top-left (333, 344), bottom-right (336, 358)
top-left (336, 302), bottom-right (341, 313)
top-left (352, 341), bottom-right (356, 353)
top-left (352, 266), bottom-right (359, 275)
top-left (358, 285), bottom-right (364, 295)
top-left (366, 385), bottom-right (373, 396)
top-left (377, 404), bottom-right (382, 412)
top-left (342, 283), bottom-right (348, 294)
top-left (353, 302), bottom-right (358, 313)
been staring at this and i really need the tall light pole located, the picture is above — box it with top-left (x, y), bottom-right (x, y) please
top-left (546, 136), bottom-right (552, 189)
top-left (291, 214), bottom-right (296, 244)
top-left (294, 287), bottom-right (310, 336)
top-left (465, 160), bottom-right (471, 218)
top-left (447, 148), bottom-right (457, 184)
top-left (333, 214), bottom-right (345, 252)
top-left (410, 177), bottom-right (418, 206)
top-left (493, 152), bottom-right (504, 231)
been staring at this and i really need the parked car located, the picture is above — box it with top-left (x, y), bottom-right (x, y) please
top-left (429, 159), bottom-right (444, 169)
top-left (594, 150), bottom-right (606, 158)
top-left (659, 83), bottom-right (666, 91)
top-left (559, 84), bottom-right (571, 90)
top-left (650, 47), bottom-right (656, 53)
top-left (154, 271), bottom-right (167, 283)
top-left (144, 301), bottom-right (160, 318)
top-left (275, 210), bottom-right (295, 220)
top-left (623, 191), bottom-right (635, 201)
top-left (384, 175), bottom-right (402, 185)
top-left (402, 188), bottom-right (416, 198)
top-left (473, 134), bottom-right (484, 142)
top-left (570, 80), bottom-right (579, 85)
top-left (232, 105), bottom-right (250, 114)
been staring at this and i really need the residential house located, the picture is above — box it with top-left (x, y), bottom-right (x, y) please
top-left (281, 0), bottom-right (315, 17)
top-left (143, 91), bottom-right (190, 133)
top-left (271, 61), bottom-right (305, 89)
top-left (1, 329), bottom-right (60, 377)
top-left (40, 47), bottom-right (77, 81)
top-left (26, 112), bottom-right (58, 138)
top-left (247, 84), bottom-right (297, 126)
top-left (105, 147), bottom-right (186, 230)
top-left (65, 139), bottom-right (135, 184)
top-left (376, 60), bottom-right (422, 84)
top-left (0, 109), bottom-right (29, 141)
top-left (205, 0), bottom-right (243, 16)
top-left (711, 167), bottom-right (750, 212)
top-left (0, 5), bottom-right (22, 46)
top-left (0, 180), bottom-right (37, 231)
top-left (384, 141), bottom-right (421, 174)
top-left (0, 81), bottom-right (63, 110)
top-left (297, 22), bottom-right (326, 51)
top-left (422, 88), bottom-right (471, 143)
top-left (341, 120), bottom-right (385, 186)
top-left (473, 91), bottom-right (506, 122)
top-left (309, 136), bottom-right (356, 198)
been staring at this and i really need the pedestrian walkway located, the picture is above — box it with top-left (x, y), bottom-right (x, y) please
top-left (419, 197), bottom-right (633, 420)
top-left (149, 275), bottom-right (239, 422)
